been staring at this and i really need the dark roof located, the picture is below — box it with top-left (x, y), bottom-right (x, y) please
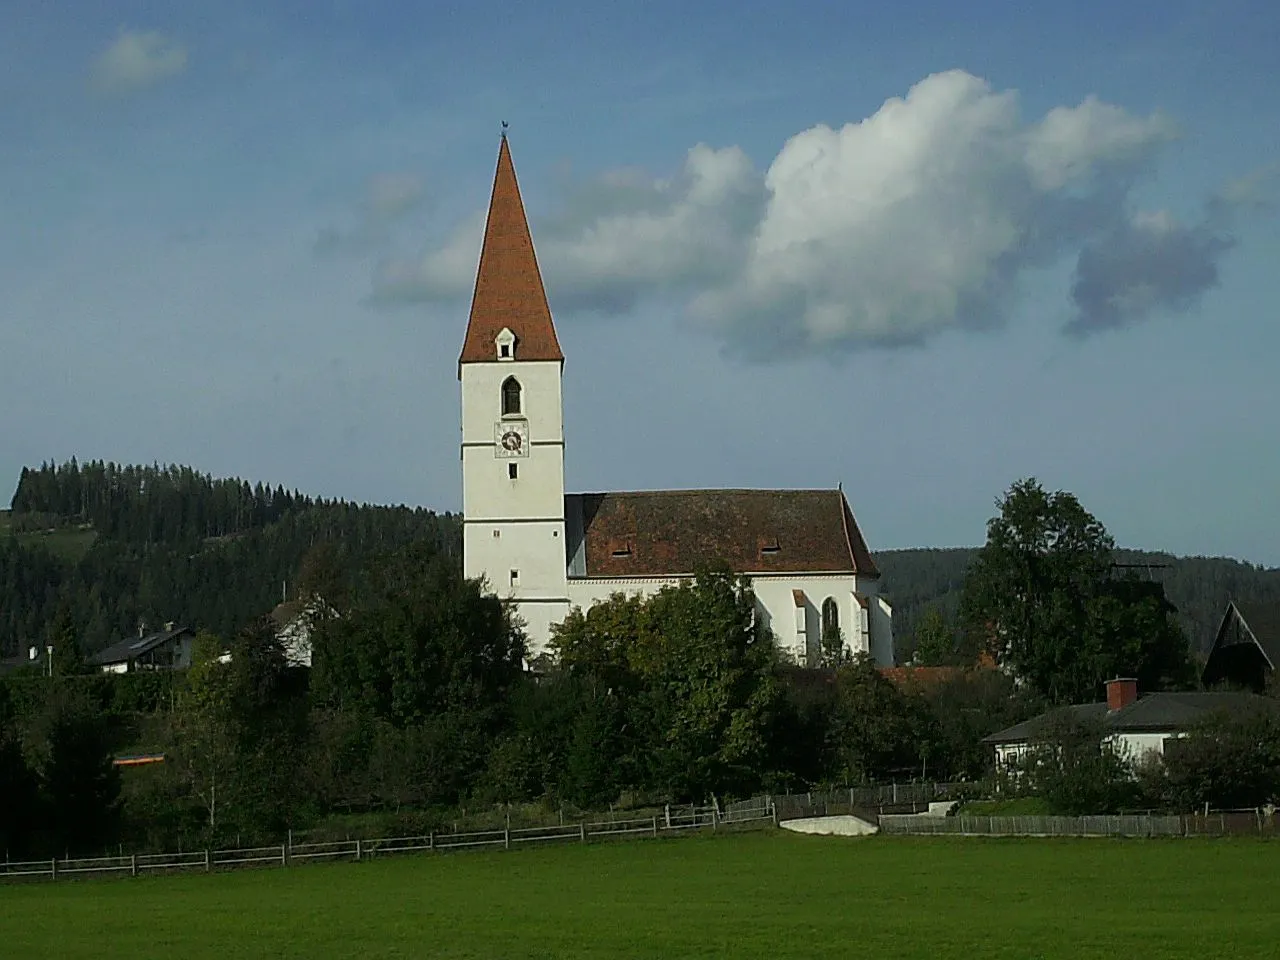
top-left (982, 704), bottom-right (1108, 744)
top-left (88, 626), bottom-right (193, 666)
top-left (564, 488), bottom-right (880, 580)
top-left (458, 136), bottom-right (563, 368)
top-left (1231, 600), bottom-right (1280, 667)
top-left (983, 692), bottom-right (1275, 744)
top-left (270, 600), bottom-right (306, 628)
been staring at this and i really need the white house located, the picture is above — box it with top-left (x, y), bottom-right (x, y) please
top-left (983, 677), bottom-right (1275, 768)
top-left (458, 135), bottom-right (893, 665)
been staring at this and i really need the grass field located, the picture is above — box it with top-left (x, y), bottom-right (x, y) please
top-left (1, 832), bottom-right (1274, 959)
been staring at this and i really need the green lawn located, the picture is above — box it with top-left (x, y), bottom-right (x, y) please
top-left (1, 832), bottom-right (1274, 959)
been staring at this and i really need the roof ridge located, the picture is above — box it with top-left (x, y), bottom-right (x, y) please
top-left (570, 487), bottom-right (841, 497)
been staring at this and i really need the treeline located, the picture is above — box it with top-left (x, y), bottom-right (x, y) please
top-left (2, 460), bottom-right (459, 660)
top-left (0, 557), bottom-right (1037, 859)
top-left (879, 547), bottom-right (1280, 658)
top-left (13, 460), bottom-right (315, 543)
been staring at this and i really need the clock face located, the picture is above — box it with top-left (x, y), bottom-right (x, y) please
top-left (494, 420), bottom-right (529, 458)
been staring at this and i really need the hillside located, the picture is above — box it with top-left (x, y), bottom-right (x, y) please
top-left (876, 547), bottom-right (1280, 658)
top-left (5, 461), bottom-right (1278, 662)
top-left (1, 461), bottom-right (459, 660)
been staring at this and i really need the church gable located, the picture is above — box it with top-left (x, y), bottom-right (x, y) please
top-left (565, 489), bottom-right (880, 579)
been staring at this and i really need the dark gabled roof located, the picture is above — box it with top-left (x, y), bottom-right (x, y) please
top-left (563, 488), bottom-right (880, 580)
top-left (981, 704), bottom-right (1109, 744)
top-left (1230, 600), bottom-right (1280, 668)
top-left (983, 692), bottom-right (1275, 744)
top-left (88, 626), bottom-right (193, 666)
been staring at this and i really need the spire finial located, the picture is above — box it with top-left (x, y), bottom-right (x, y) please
top-left (501, 120), bottom-right (508, 139)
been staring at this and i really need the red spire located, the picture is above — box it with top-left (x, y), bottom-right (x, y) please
top-left (458, 135), bottom-right (563, 368)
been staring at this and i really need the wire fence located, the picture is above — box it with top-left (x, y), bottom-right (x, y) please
top-left (768, 782), bottom-right (969, 821)
top-left (879, 809), bottom-right (1279, 838)
top-left (0, 801), bottom-right (777, 884)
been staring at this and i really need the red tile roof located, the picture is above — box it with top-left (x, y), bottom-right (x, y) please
top-left (566, 488), bottom-right (881, 579)
top-left (459, 136), bottom-right (563, 369)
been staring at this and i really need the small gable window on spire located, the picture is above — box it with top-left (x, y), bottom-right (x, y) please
top-left (501, 376), bottom-right (522, 416)
top-left (495, 327), bottom-right (516, 360)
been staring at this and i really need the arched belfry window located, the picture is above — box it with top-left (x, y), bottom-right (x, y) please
top-left (821, 597), bottom-right (839, 638)
top-left (501, 376), bottom-right (522, 416)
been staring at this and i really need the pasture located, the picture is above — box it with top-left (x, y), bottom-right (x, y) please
top-left (1, 832), bottom-right (1274, 959)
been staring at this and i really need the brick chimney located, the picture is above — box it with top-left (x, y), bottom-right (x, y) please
top-left (1106, 677), bottom-right (1138, 712)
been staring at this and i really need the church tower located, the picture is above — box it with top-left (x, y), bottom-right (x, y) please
top-left (460, 134), bottom-right (569, 657)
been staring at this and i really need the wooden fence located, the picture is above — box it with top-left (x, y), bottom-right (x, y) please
top-left (0, 801), bottom-right (776, 884)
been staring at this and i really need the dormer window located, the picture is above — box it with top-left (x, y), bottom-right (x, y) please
top-left (759, 537), bottom-right (781, 556)
top-left (495, 327), bottom-right (516, 361)
top-left (608, 538), bottom-right (633, 558)
top-left (501, 376), bottom-right (522, 416)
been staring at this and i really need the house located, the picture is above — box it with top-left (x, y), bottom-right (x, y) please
top-left (983, 677), bottom-right (1275, 768)
top-left (1201, 600), bottom-right (1278, 693)
top-left (268, 597), bottom-right (335, 668)
top-left (88, 624), bottom-right (195, 674)
top-left (457, 134), bottom-right (893, 665)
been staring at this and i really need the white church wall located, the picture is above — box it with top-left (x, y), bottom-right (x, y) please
top-left (460, 360), bottom-right (563, 446)
top-left (461, 356), bottom-right (569, 659)
top-left (466, 522), bottom-right (568, 601)
top-left (560, 573), bottom-right (895, 667)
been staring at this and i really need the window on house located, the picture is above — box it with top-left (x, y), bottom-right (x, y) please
top-left (821, 597), bottom-right (839, 638)
top-left (501, 376), bottom-right (522, 416)
top-left (509, 569), bottom-right (519, 586)
top-left (508, 463), bottom-right (518, 480)
top-left (499, 343), bottom-right (511, 358)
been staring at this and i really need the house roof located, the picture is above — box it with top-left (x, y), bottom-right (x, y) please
top-left (564, 488), bottom-right (880, 580)
top-left (270, 600), bottom-right (306, 628)
top-left (982, 691), bottom-right (1275, 744)
top-left (458, 135), bottom-right (563, 369)
top-left (1230, 600), bottom-right (1280, 668)
top-left (88, 626), bottom-right (193, 666)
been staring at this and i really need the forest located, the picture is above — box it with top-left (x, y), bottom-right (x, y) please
top-left (5, 459), bottom-right (1279, 663)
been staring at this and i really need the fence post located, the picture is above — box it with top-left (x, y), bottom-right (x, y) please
top-left (579, 822), bottom-right (586, 844)
top-left (355, 839), bottom-right (362, 863)
top-left (664, 804), bottom-right (671, 829)
top-left (131, 854), bottom-right (137, 878)
top-left (712, 805), bottom-right (718, 831)
top-left (772, 799), bottom-right (779, 828)
top-left (281, 843), bottom-right (287, 867)
top-left (504, 827), bottom-right (510, 851)
top-left (204, 849), bottom-right (211, 873)
top-left (428, 831), bottom-right (434, 851)
top-left (51, 858), bottom-right (57, 881)
top-left (651, 815), bottom-right (658, 838)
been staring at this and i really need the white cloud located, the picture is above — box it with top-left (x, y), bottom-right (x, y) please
top-left (90, 30), bottom-right (188, 96)
top-left (317, 173), bottom-right (427, 257)
top-left (374, 70), bottom-right (1249, 357)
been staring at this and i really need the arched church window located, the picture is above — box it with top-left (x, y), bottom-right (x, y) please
top-left (501, 377), bottom-right (522, 416)
top-left (821, 597), bottom-right (839, 639)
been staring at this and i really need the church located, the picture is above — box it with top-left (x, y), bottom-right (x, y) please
top-left (458, 136), bottom-right (894, 667)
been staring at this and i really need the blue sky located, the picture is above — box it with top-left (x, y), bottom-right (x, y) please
top-left (2, 0), bottom-right (1278, 565)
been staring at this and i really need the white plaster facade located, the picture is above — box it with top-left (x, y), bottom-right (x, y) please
top-left (461, 351), bottom-right (571, 645)
top-left (559, 574), bottom-right (891, 666)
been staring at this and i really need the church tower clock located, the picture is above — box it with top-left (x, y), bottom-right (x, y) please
top-left (459, 134), bottom-right (569, 657)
